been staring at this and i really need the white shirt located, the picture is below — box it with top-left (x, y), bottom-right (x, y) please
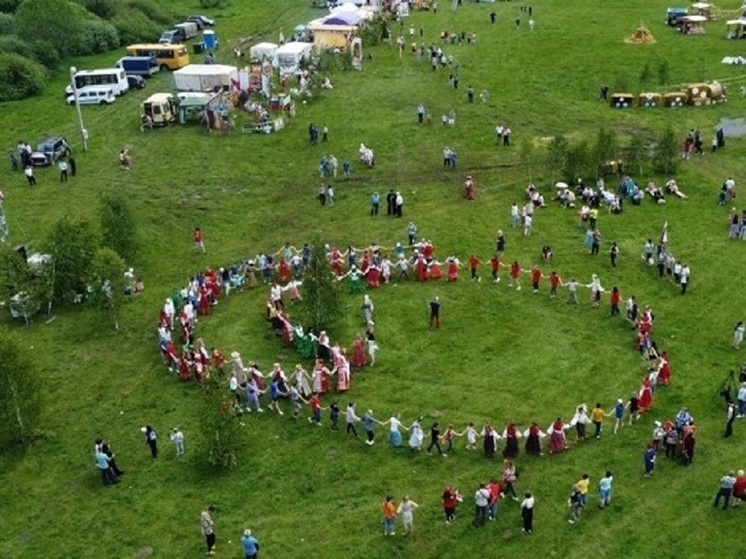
top-left (521, 496), bottom-right (535, 509)
top-left (389, 417), bottom-right (403, 432)
top-left (346, 406), bottom-right (359, 423)
top-left (229, 376), bottom-right (238, 391)
top-left (524, 215), bottom-right (533, 227)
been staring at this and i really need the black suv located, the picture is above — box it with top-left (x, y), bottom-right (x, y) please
top-left (30, 136), bottom-right (70, 166)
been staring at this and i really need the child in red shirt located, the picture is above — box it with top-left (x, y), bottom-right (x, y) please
top-left (490, 255), bottom-right (502, 283)
top-left (610, 286), bottom-right (621, 315)
top-left (468, 255), bottom-right (482, 282)
top-left (530, 266), bottom-right (543, 293)
top-left (549, 271), bottom-right (562, 298)
top-left (510, 262), bottom-right (522, 290)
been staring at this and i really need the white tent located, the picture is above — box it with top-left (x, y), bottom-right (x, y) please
top-left (249, 42), bottom-right (279, 63)
top-left (173, 64), bottom-right (238, 92)
top-left (275, 42), bottom-right (313, 75)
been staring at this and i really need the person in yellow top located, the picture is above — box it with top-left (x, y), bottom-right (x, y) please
top-left (382, 495), bottom-right (397, 536)
top-left (576, 473), bottom-right (590, 507)
top-left (590, 402), bottom-right (607, 438)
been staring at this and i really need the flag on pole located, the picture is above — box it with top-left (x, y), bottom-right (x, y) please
top-left (660, 221), bottom-right (668, 245)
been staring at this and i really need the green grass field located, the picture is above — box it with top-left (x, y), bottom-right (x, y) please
top-left (2, 0), bottom-right (746, 557)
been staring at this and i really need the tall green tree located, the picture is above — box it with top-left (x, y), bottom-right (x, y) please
top-left (652, 126), bottom-right (679, 176)
top-left (90, 247), bottom-right (127, 331)
top-left (98, 192), bottom-right (138, 264)
top-left (519, 137), bottom-right (538, 182)
top-left (546, 135), bottom-right (568, 184)
top-left (15, 0), bottom-right (84, 57)
top-left (592, 127), bottom-right (619, 178)
top-left (626, 133), bottom-right (650, 176)
top-left (201, 377), bottom-right (242, 469)
top-left (44, 215), bottom-right (98, 305)
top-left (563, 141), bottom-right (591, 184)
top-left (300, 241), bottom-right (343, 333)
top-left (0, 328), bottom-right (42, 448)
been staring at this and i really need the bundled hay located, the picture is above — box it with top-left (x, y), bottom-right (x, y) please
top-left (638, 92), bottom-right (662, 108)
top-left (610, 93), bottom-right (634, 108)
top-left (663, 92), bottom-right (687, 107)
top-left (709, 80), bottom-right (728, 103)
top-left (686, 83), bottom-right (712, 105)
top-left (625, 25), bottom-right (657, 44)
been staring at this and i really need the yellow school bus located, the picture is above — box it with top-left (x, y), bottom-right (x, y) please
top-left (126, 44), bottom-right (190, 71)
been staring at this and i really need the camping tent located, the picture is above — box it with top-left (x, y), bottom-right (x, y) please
top-left (249, 42), bottom-right (279, 63)
top-left (173, 64), bottom-right (239, 92)
top-left (307, 20), bottom-right (357, 49)
top-left (275, 42), bottom-right (313, 74)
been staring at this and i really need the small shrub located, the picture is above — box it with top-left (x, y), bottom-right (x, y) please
top-left (0, 35), bottom-right (34, 60)
top-left (0, 52), bottom-right (46, 102)
top-left (111, 10), bottom-right (160, 45)
top-left (29, 40), bottom-right (60, 70)
top-left (77, 18), bottom-right (119, 55)
top-left (123, 0), bottom-right (180, 25)
top-left (0, 12), bottom-right (13, 35)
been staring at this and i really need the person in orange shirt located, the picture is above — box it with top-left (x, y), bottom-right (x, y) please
top-left (590, 403), bottom-right (607, 438)
top-left (382, 495), bottom-right (397, 536)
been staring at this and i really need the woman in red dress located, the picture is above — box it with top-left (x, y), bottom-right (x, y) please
top-left (360, 251), bottom-right (371, 275)
top-left (178, 355), bottom-right (192, 382)
top-left (330, 246), bottom-right (344, 277)
top-left (416, 254), bottom-right (428, 282)
top-left (278, 258), bottom-right (290, 283)
top-left (352, 335), bottom-right (367, 368)
top-left (198, 286), bottom-right (211, 316)
top-left (638, 377), bottom-right (653, 411)
top-left (366, 264), bottom-right (381, 288)
top-left (657, 352), bottom-right (671, 386)
top-left (429, 259), bottom-right (443, 280)
top-left (446, 256), bottom-right (460, 281)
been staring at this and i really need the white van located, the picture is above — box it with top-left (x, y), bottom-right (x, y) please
top-left (66, 86), bottom-right (116, 106)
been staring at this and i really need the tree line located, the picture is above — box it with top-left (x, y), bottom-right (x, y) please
top-left (0, 0), bottom-right (184, 101)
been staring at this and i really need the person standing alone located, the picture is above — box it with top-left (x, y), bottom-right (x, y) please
top-left (194, 227), bottom-right (206, 254)
top-left (201, 506), bottom-right (217, 556)
top-left (429, 296), bottom-right (441, 329)
top-left (58, 159), bottom-right (68, 183)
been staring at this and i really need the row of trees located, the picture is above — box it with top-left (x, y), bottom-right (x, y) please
top-left (520, 125), bottom-right (680, 185)
top-left (0, 192), bottom-right (138, 329)
top-left (0, 0), bottom-right (182, 101)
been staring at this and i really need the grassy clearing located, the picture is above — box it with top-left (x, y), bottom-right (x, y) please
top-left (1, 0), bottom-right (746, 557)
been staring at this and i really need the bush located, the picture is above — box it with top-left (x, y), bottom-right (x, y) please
top-left (77, 18), bottom-right (119, 55)
top-left (0, 0), bottom-right (22, 12)
top-left (0, 52), bottom-right (46, 101)
top-left (0, 12), bottom-right (13, 34)
top-left (111, 10), bottom-right (160, 45)
top-left (29, 40), bottom-right (60, 70)
top-left (123, 0), bottom-right (180, 26)
top-left (98, 192), bottom-right (138, 264)
top-left (0, 35), bottom-right (34, 59)
top-left (15, 0), bottom-right (85, 57)
top-left (75, 0), bottom-right (116, 19)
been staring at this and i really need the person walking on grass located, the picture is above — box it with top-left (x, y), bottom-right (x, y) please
top-left (598, 471), bottom-right (613, 509)
top-left (472, 483), bottom-right (490, 527)
top-left (725, 401), bottom-right (736, 438)
top-left (382, 495), bottom-right (397, 536)
top-left (568, 484), bottom-right (583, 524)
top-left (521, 492), bottom-right (535, 534)
top-left (200, 506), bottom-right (217, 556)
top-left (612, 399), bottom-right (625, 434)
top-left (714, 471), bottom-right (737, 510)
top-left (240, 529), bottom-right (259, 559)
top-left (429, 296), bottom-right (441, 329)
top-left (442, 485), bottom-right (459, 524)
top-left (24, 165), bottom-right (36, 186)
top-left (170, 427), bottom-right (185, 456)
top-left (142, 425), bottom-right (158, 458)
top-left (397, 495), bottom-right (419, 534)
top-left (194, 227), bottom-right (206, 254)
top-left (346, 402), bottom-right (361, 437)
top-left (427, 421), bottom-right (447, 456)
top-left (643, 443), bottom-right (656, 477)
top-left (363, 409), bottom-right (383, 445)
top-left (95, 447), bottom-right (119, 486)
top-left (58, 158), bottom-right (68, 182)
top-left (733, 321), bottom-right (745, 349)
top-left (591, 403), bottom-right (607, 438)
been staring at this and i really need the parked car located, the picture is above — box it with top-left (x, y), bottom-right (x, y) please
top-left (159, 28), bottom-right (185, 44)
top-left (127, 74), bottom-right (146, 90)
top-left (66, 86), bottom-right (116, 106)
top-left (30, 136), bottom-right (69, 166)
top-left (187, 14), bottom-right (215, 28)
